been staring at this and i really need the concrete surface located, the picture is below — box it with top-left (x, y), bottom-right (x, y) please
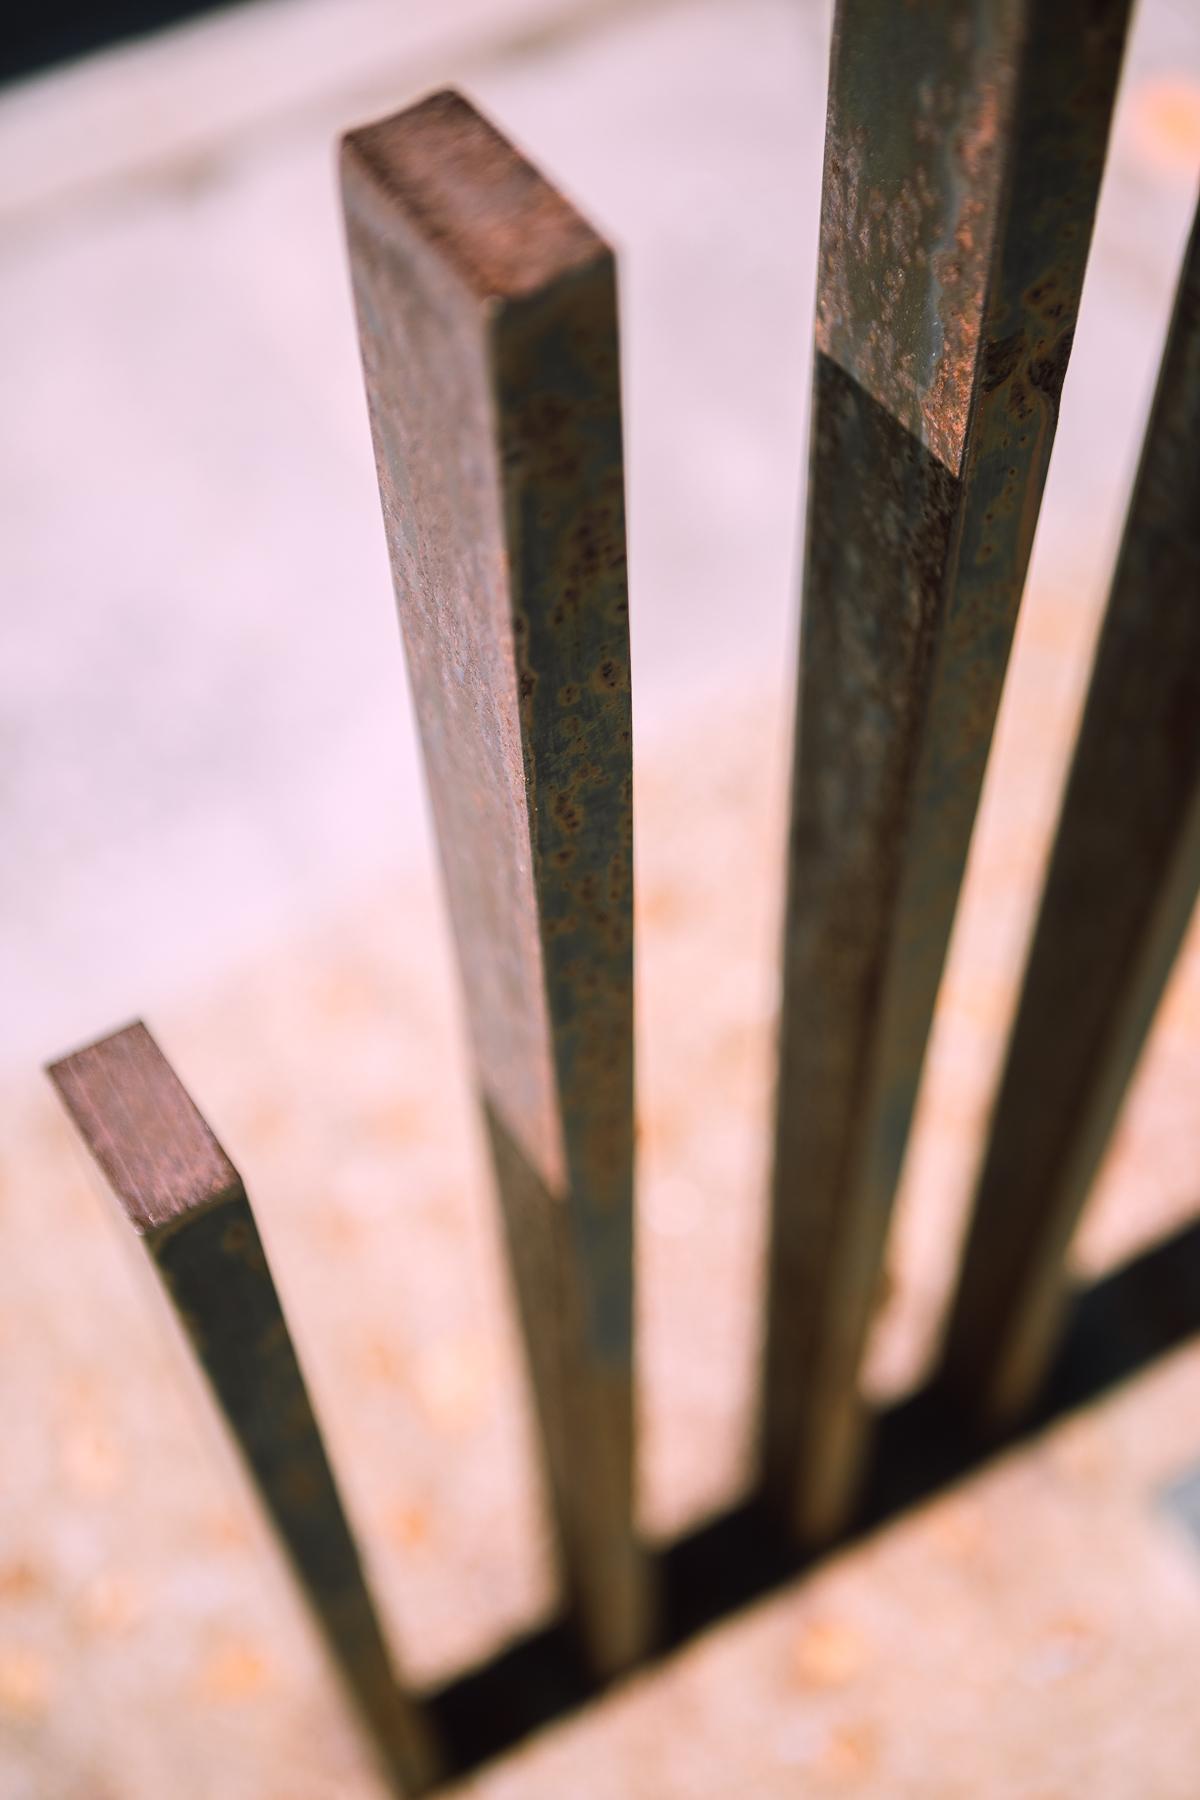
top-left (6, 0), bottom-right (1196, 1079)
top-left (3, 0), bottom-right (1200, 1794)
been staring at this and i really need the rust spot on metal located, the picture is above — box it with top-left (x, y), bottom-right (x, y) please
top-left (342, 89), bottom-right (651, 1673)
top-left (815, 0), bottom-right (1021, 473)
top-left (943, 196), bottom-right (1200, 1424)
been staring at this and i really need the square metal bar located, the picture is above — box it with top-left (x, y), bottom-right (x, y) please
top-left (340, 91), bottom-right (651, 1675)
top-left (941, 198), bottom-right (1200, 1425)
top-left (763, 0), bottom-right (1132, 1542)
top-left (48, 1021), bottom-right (440, 1796)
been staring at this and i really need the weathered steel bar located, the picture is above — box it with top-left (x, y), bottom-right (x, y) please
top-left (762, 0), bottom-right (1131, 1542)
top-left (48, 1022), bottom-right (440, 1797)
top-left (940, 198), bottom-right (1200, 1427)
top-left (340, 91), bottom-right (650, 1675)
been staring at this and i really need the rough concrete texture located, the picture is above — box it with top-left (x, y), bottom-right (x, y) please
top-left (3, 0), bottom-right (1200, 1793)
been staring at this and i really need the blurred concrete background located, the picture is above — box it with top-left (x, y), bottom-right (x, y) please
top-left (1, 0), bottom-right (819, 1070)
top-left (3, 0), bottom-right (1200, 1795)
top-left (3, 0), bottom-right (1196, 1078)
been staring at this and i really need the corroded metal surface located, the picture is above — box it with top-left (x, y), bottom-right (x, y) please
top-left (942, 198), bottom-right (1200, 1426)
top-left (48, 1023), bottom-right (439, 1797)
top-left (340, 91), bottom-right (650, 1675)
top-left (816, 0), bottom-right (1017, 473)
top-left (764, 0), bottom-right (1131, 1543)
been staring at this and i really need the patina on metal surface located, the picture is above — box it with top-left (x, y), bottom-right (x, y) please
top-left (48, 1022), bottom-right (440, 1797)
top-left (763, 0), bottom-right (1132, 1543)
top-left (340, 90), bottom-right (650, 1675)
top-left (941, 198), bottom-right (1200, 1427)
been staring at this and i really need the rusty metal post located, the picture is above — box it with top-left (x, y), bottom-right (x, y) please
top-left (340, 91), bottom-right (651, 1676)
top-left (48, 1022), bottom-right (440, 1797)
top-left (762, 0), bottom-right (1131, 1542)
top-left (941, 198), bottom-right (1200, 1426)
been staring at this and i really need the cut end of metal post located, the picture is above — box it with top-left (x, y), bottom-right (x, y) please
top-left (47, 1020), bottom-right (242, 1233)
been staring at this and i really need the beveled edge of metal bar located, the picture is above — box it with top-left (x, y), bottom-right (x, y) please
top-left (48, 1019), bottom-right (242, 1235)
top-left (340, 87), bottom-right (609, 306)
top-left (340, 85), bottom-right (648, 1683)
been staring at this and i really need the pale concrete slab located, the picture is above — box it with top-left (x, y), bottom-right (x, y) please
top-left (3, 0), bottom-right (1200, 1795)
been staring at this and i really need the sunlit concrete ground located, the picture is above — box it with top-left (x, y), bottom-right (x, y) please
top-left (2, 0), bottom-right (1200, 1794)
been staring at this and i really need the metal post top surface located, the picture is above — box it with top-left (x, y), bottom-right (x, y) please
top-left (341, 88), bottom-right (610, 305)
top-left (47, 1020), bottom-right (241, 1234)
